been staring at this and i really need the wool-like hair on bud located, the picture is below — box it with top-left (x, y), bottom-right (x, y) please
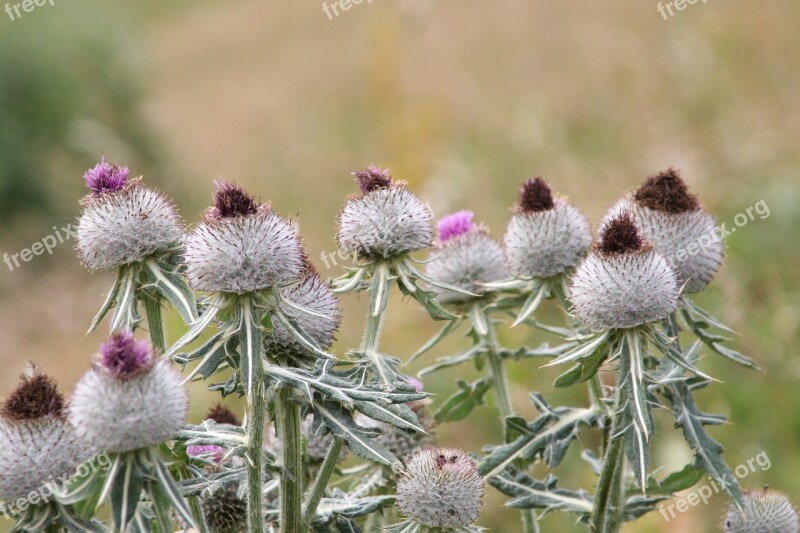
top-left (202, 484), bottom-right (248, 533)
top-left (76, 158), bottom-right (184, 271)
top-left (504, 177), bottom-right (593, 278)
top-left (69, 332), bottom-right (188, 453)
top-left (0, 367), bottom-right (90, 501)
top-left (395, 447), bottom-right (484, 528)
top-left (569, 211), bottom-right (679, 329)
top-left (337, 166), bottom-right (434, 259)
top-left (426, 211), bottom-right (508, 304)
top-left (264, 268), bottom-right (341, 366)
top-left (723, 488), bottom-right (800, 533)
top-left (600, 168), bottom-right (722, 293)
top-left (184, 182), bottom-right (305, 294)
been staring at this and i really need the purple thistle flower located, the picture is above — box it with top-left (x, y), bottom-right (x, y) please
top-left (209, 181), bottom-right (260, 219)
top-left (354, 166), bottom-right (393, 194)
top-left (437, 211), bottom-right (475, 243)
top-left (99, 331), bottom-right (154, 379)
top-left (83, 156), bottom-right (129, 194)
top-left (408, 377), bottom-right (424, 393)
top-left (187, 444), bottom-right (226, 464)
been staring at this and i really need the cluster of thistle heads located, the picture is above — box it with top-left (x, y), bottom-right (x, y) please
top-left (0, 157), bottom-right (794, 532)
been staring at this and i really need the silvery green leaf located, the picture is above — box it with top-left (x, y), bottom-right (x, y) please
top-left (353, 400), bottom-right (425, 433)
top-left (622, 493), bottom-right (670, 522)
top-left (663, 381), bottom-right (745, 510)
top-left (87, 268), bottom-right (123, 333)
top-left (620, 331), bottom-right (655, 442)
top-left (274, 308), bottom-right (335, 359)
top-left (503, 341), bottom-right (579, 361)
top-left (407, 317), bottom-right (464, 364)
top-left (177, 420), bottom-right (247, 449)
top-left (644, 463), bottom-right (704, 495)
top-left (174, 330), bottom-right (236, 382)
top-left (143, 257), bottom-right (198, 324)
top-left (238, 297), bottom-right (262, 396)
top-left (434, 377), bottom-right (493, 423)
top-left (488, 467), bottom-right (592, 516)
top-left (679, 306), bottom-right (760, 370)
top-left (109, 453), bottom-right (144, 530)
top-left (331, 266), bottom-right (367, 294)
top-left (479, 395), bottom-right (599, 480)
top-left (511, 280), bottom-right (549, 327)
top-left (648, 330), bottom-right (718, 382)
top-left (165, 301), bottom-right (222, 358)
top-left (312, 493), bottom-right (395, 525)
top-left (418, 344), bottom-right (485, 376)
top-left (346, 349), bottom-right (403, 388)
top-left (395, 262), bottom-right (458, 321)
top-left (311, 402), bottom-right (397, 466)
top-left (109, 265), bottom-right (141, 332)
top-left (541, 330), bottom-right (612, 368)
top-left (553, 341), bottom-right (609, 388)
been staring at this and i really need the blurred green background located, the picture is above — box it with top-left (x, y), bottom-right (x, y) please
top-left (0, 1), bottom-right (798, 531)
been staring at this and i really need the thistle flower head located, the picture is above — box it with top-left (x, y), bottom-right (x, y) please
top-left (264, 268), bottom-right (341, 366)
top-left (209, 181), bottom-right (259, 219)
top-left (337, 168), bottom-right (434, 259)
top-left (396, 447), bottom-right (484, 528)
top-left (99, 330), bottom-right (154, 379)
top-left (569, 213), bottom-right (679, 330)
top-left (426, 213), bottom-right (508, 304)
top-left (187, 444), bottom-right (226, 464)
top-left (437, 210), bottom-right (475, 243)
top-left (517, 177), bottom-right (555, 212)
top-left (203, 485), bottom-right (247, 533)
top-left (83, 156), bottom-right (129, 194)
top-left (69, 336), bottom-right (188, 453)
top-left (185, 183), bottom-right (305, 294)
top-left (601, 169), bottom-right (723, 292)
top-left (723, 488), bottom-right (800, 533)
top-left (504, 178), bottom-right (593, 278)
top-left (77, 178), bottom-right (184, 271)
top-left (0, 368), bottom-right (89, 501)
top-left (355, 165), bottom-right (394, 194)
top-left (206, 403), bottom-right (241, 426)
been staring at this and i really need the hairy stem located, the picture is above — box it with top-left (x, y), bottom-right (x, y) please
top-left (144, 297), bottom-right (166, 352)
top-left (246, 360), bottom-right (267, 533)
top-left (302, 436), bottom-right (344, 525)
top-left (591, 389), bottom-right (626, 533)
top-left (480, 306), bottom-right (539, 533)
top-left (277, 387), bottom-right (303, 533)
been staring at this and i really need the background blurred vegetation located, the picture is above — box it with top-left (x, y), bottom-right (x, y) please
top-left (0, 1), bottom-right (797, 531)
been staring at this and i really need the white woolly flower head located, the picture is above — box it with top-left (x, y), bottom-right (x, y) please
top-left (504, 177), bottom-right (593, 278)
top-left (69, 332), bottom-right (188, 453)
top-left (184, 182), bottom-right (305, 294)
top-left (0, 367), bottom-right (90, 501)
top-left (337, 167), bottom-right (434, 260)
top-left (395, 447), bottom-right (484, 529)
top-left (426, 211), bottom-right (509, 305)
top-left (77, 172), bottom-right (184, 272)
top-left (723, 488), bottom-right (800, 533)
top-left (265, 268), bottom-right (341, 366)
top-left (569, 212), bottom-right (680, 330)
top-left (601, 168), bottom-right (723, 293)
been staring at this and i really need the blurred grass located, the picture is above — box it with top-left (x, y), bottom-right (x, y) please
top-left (1, 0), bottom-right (799, 531)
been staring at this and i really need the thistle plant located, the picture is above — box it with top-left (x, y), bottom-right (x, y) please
top-left (0, 161), bottom-right (782, 533)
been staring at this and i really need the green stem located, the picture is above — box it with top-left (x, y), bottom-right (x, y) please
top-left (360, 307), bottom-right (386, 353)
top-left (591, 390), bottom-right (626, 533)
top-left (481, 307), bottom-right (539, 533)
top-left (302, 436), bottom-right (344, 525)
top-left (277, 387), bottom-right (303, 533)
top-left (246, 361), bottom-right (267, 533)
top-left (144, 297), bottom-right (166, 351)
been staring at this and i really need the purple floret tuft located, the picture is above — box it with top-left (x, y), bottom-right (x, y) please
top-left (83, 156), bottom-right (129, 194)
top-left (187, 444), bottom-right (226, 464)
top-left (437, 211), bottom-right (475, 243)
top-left (99, 331), bottom-right (154, 379)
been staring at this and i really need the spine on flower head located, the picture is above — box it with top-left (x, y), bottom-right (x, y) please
top-left (69, 332), bottom-right (188, 453)
top-left (395, 447), bottom-right (484, 529)
top-left (336, 166), bottom-right (434, 259)
top-left (0, 366), bottom-right (89, 502)
top-left (76, 157), bottom-right (184, 271)
top-left (569, 212), bottom-right (679, 329)
top-left (504, 177), bottom-right (593, 278)
top-left (184, 182), bottom-right (305, 294)
top-left (426, 211), bottom-right (508, 304)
